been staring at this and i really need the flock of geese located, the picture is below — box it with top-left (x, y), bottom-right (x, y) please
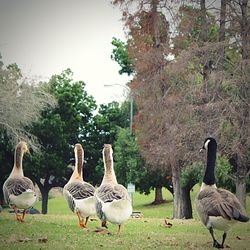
top-left (2, 138), bottom-right (249, 248)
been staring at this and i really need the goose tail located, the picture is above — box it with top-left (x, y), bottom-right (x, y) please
top-left (233, 209), bottom-right (249, 222)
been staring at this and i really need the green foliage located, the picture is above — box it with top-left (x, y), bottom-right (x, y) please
top-left (181, 162), bottom-right (203, 188)
top-left (181, 156), bottom-right (236, 192)
top-left (111, 37), bottom-right (134, 76)
top-left (0, 132), bottom-right (14, 204)
top-left (91, 101), bottom-right (129, 184)
top-left (114, 128), bottom-right (172, 195)
top-left (215, 156), bottom-right (236, 192)
top-left (173, 5), bottom-right (219, 52)
top-left (27, 69), bottom-right (97, 189)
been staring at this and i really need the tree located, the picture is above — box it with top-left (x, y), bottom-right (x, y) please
top-left (87, 101), bottom-right (130, 185)
top-left (0, 59), bottom-right (56, 206)
top-left (27, 69), bottom-right (97, 214)
top-left (114, 127), bottom-right (173, 205)
top-left (0, 61), bottom-right (56, 148)
top-left (111, 37), bottom-right (134, 76)
top-left (113, 0), bottom-right (249, 218)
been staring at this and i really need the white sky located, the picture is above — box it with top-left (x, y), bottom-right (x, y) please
top-left (0, 0), bottom-right (131, 105)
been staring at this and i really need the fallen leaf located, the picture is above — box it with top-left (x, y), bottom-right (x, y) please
top-left (94, 228), bottom-right (111, 235)
top-left (19, 237), bottom-right (32, 243)
top-left (164, 219), bottom-right (173, 228)
top-left (236, 236), bottom-right (242, 240)
top-left (38, 237), bottom-right (48, 243)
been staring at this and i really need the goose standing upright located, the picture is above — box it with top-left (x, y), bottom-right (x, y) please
top-left (95, 144), bottom-right (132, 233)
top-left (196, 137), bottom-right (249, 248)
top-left (3, 141), bottom-right (37, 222)
top-left (63, 143), bottom-right (96, 228)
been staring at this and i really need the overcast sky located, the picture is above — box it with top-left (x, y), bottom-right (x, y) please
top-left (0, 0), bottom-right (131, 105)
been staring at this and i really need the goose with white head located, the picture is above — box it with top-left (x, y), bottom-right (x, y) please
top-left (95, 144), bottom-right (132, 234)
top-left (196, 137), bottom-right (249, 248)
top-left (3, 141), bottom-right (37, 222)
top-left (63, 143), bottom-right (96, 228)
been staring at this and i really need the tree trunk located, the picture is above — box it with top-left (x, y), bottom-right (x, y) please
top-left (240, 0), bottom-right (249, 60)
top-left (218, 0), bottom-right (227, 71)
top-left (236, 158), bottom-right (247, 208)
top-left (172, 165), bottom-right (184, 218)
top-left (200, 0), bottom-right (207, 42)
top-left (41, 189), bottom-right (49, 214)
top-left (181, 186), bottom-right (193, 219)
top-left (152, 0), bottom-right (160, 47)
top-left (152, 187), bottom-right (164, 204)
top-left (172, 165), bottom-right (194, 219)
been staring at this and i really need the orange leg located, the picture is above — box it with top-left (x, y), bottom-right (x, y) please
top-left (76, 211), bottom-right (86, 228)
top-left (13, 207), bottom-right (21, 222)
top-left (20, 209), bottom-right (26, 222)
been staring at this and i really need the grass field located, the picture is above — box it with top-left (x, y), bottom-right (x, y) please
top-left (0, 186), bottom-right (249, 250)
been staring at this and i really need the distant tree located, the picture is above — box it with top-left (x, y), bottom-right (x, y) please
top-left (0, 60), bottom-right (56, 206)
top-left (114, 127), bottom-right (173, 204)
top-left (91, 101), bottom-right (130, 184)
top-left (0, 61), bottom-right (56, 148)
top-left (111, 37), bottom-right (134, 76)
top-left (26, 69), bottom-right (97, 214)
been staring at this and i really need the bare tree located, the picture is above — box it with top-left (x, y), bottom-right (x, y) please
top-left (0, 63), bottom-right (56, 149)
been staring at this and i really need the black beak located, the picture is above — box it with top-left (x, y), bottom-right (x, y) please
top-left (199, 146), bottom-right (205, 153)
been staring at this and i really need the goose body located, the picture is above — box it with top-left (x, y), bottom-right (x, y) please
top-left (196, 138), bottom-right (249, 248)
top-left (63, 144), bottom-right (96, 228)
top-left (3, 141), bottom-right (37, 222)
top-left (95, 144), bottom-right (132, 233)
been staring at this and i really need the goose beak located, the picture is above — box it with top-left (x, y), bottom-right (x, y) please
top-left (199, 146), bottom-right (205, 153)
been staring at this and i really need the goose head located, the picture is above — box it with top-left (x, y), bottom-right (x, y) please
top-left (103, 144), bottom-right (113, 160)
top-left (17, 141), bottom-right (30, 154)
top-left (200, 137), bottom-right (217, 152)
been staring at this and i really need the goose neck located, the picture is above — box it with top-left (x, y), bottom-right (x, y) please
top-left (102, 160), bottom-right (117, 185)
top-left (203, 143), bottom-right (217, 185)
top-left (11, 145), bottom-right (24, 177)
top-left (70, 147), bottom-right (83, 181)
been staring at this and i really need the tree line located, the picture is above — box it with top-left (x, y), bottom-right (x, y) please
top-left (1, 0), bottom-right (249, 218)
top-left (0, 55), bottom-right (171, 214)
top-left (111, 0), bottom-right (250, 218)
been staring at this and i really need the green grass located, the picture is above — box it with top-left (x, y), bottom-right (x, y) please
top-left (0, 186), bottom-right (250, 250)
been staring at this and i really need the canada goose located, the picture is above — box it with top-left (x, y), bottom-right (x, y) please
top-left (63, 143), bottom-right (96, 228)
top-left (3, 141), bottom-right (37, 222)
top-left (196, 137), bottom-right (249, 248)
top-left (95, 144), bottom-right (132, 233)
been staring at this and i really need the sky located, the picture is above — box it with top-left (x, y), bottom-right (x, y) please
top-left (0, 0), bottom-right (131, 105)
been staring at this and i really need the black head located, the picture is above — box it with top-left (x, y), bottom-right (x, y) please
top-left (200, 137), bottom-right (217, 152)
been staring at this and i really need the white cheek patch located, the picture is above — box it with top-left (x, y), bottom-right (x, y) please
top-left (204, 139), bottom-right (210, 150)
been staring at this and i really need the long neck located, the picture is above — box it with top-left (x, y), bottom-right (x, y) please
top-left (10, 146), bottom-right (24, 177)
top-left (203, 143), bottom-right (217, 185)
top-left (70, 147), bottom-right (83, 181)
top-left (101, 150), bottom-right (117, 185)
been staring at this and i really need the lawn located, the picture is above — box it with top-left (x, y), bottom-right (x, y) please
top-left (0, 186), bottom-right (249, 250)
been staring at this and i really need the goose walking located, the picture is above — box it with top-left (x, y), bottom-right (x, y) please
top-left (63, 143), bottom-right (96, 228)
top-left (95, 144), bottom-right (132, 233)
top-left (196, 137), bottom-right (249, 248)
top-left (3, 141), bottom-right (37, 222)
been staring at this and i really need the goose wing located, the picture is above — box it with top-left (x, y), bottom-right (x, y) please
top-left (3, 176), bottom-right (34, 205)
top-left (196, 188), bottom-right (246, 221)
top-left (95, 184), bottom-right (129, 203)
top-left (64, 181), bottom-right (95, 212)
top-left (65, 182), bottom-right (95, 199)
